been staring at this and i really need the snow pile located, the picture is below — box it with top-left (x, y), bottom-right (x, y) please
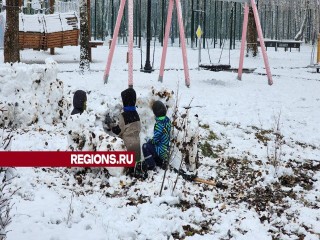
top-left (0, 58), bottom-right (69, 128)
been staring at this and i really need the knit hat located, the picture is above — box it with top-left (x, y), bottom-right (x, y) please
top-left (121, 88), bottom-right (136, 107)
top-left (152, 100), bottom-right (167, 117)
top-left (71, 90), bottom-right (87, 115)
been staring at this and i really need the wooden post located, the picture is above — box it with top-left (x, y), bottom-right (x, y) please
top-left (49, 0), bottom-right (55, 55)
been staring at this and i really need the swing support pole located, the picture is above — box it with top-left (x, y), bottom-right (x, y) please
top-left (158, 0), bottom-right (174, 83)
top-left (250, 0), bottom-right (273, 85)
top-left (176, 0), bottom-right (190, 86)
top-left (159, 0), bottom-right (190, 87)
top-left (103, 0), bottom-right (126, 85)
top-left (237, 2), bottom-right (249, 81)
top-left (103, 0), bottom-right (134, 88)
top-left (237, 0), bottom-right (273, 85)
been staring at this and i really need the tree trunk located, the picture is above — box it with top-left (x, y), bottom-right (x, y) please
top-left (294, 0), bottom-right (310, 41)
top-left (80, 0), bottom-right (90, 72)
top-left (4, 0), bottom-right (20, 63)
top-left (247, 7), bottom-right (258, 57)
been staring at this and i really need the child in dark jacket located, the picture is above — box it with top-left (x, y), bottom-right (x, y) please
top-left (142, 100), bottom-right (171, 170)
top-left (71, 90), bottom-right (87, 115)
top-left (106, 88), bottom-right (141, 164)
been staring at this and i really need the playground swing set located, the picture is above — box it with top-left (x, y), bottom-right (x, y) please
top-left (103, 0), bottom-right (273, 88)
top-left (15, 1), bottom-right (318, 80)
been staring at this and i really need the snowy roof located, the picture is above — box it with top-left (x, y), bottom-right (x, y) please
top-left (19, 14), bottom-right (44, 33)
top-left (19, 12), bottom-right (79, 33)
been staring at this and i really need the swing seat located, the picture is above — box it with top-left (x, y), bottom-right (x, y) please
top-left (308, 64), bottom-right (320, 73)
top-left (200, 64), bottom-right (257, 73)
top-left (199, 64), bottom-right (231, 72)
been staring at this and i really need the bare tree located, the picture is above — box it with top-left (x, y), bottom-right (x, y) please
top-left (79, 0), bottom-right (90, 72)
top-left (4, 0), bottom-right (20, 63)
top-left (294, 0), bottom-right (309, 41)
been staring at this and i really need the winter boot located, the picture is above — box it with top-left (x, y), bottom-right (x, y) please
top-left (134, 160), bottom-right (148, 179)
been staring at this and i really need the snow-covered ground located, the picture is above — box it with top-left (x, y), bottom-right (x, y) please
top-left (1, 41), bottom-right (320, 240)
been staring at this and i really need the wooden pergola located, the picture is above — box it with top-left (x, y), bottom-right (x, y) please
top-left (17, 0), bottom-right (103, 61)
top-left (18, 12), bottom-right (79, 51)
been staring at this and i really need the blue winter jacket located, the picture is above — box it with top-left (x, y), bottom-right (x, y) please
top-left (151, 116), bottom-right (171, 161)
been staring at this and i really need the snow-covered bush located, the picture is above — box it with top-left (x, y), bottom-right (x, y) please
top-left (66, 112), bottom-right (96, 151)
top-left (91, 86), bottom-right (200, 173)
top-left (0, 128), bottom-right (13, 151)
top-left (138, 87), bottom-right (199, 172)
top-left (171, 113), bottom-right (200, 172)
top-left (66, 112), bottom-right (126, 176)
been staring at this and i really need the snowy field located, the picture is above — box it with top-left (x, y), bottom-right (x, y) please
top-left (0, 41), bottom-right (320, 240)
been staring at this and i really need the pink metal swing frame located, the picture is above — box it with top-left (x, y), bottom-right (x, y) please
top-left (103, 0), bottom-right (273, 87)
top-left (103, 0), bottom-right (190, 87)
top-left (103, 0), bottom-right (134, 87)
top-left (238, 0), bottom-right (273, 85)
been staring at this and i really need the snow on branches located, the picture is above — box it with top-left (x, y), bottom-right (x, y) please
top-left (0, 168), bottom-right (15, 240)
top-left (137, 87), bottom-right (199, 173)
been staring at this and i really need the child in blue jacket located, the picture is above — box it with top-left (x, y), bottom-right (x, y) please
top-left (142, 100), bottom-right (171, 170)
